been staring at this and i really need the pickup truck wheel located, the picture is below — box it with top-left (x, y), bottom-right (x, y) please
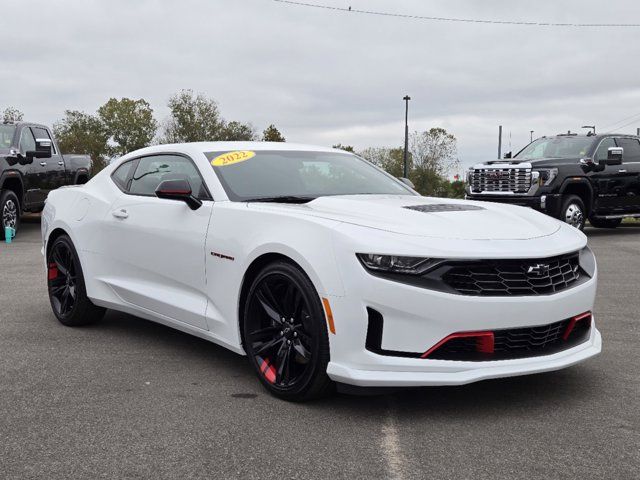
top-left (589, 217), bottom-right (622, 229)
top-left (0, 190), bottom-right (20, 240)
top-left (560, 195), bottom-right (586, 230)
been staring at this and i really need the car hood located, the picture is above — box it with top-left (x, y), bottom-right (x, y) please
top-left (251, 195), bottom-right (561, 240)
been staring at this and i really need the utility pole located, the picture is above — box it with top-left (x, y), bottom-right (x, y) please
top-left (637, 127), bottom-right (639, 136)
top-left (530, 130), bottom-right (534, 143)
top-left (403, 95), bottom-right (411, 178)
top-left (498, 125), bottom-right (503, 159)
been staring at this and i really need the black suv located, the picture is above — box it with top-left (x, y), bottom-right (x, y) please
top-left (465, 133), bottom-right (640, 230)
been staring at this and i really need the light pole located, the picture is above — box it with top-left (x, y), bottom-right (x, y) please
top-left (403, 95), bottom-right (411, 178)
top-left (581, 125), bottom-right (596, 135)
top-left (530, 130), bottom-right (534, 143)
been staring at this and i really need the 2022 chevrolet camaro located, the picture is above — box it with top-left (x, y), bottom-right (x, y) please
top-left (42, 142), bottom-right (602, 400)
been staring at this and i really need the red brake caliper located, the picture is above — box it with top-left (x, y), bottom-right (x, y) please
top-left (48, 263), bottom-right (58, 280)
top-left (258, 356), bottom-right (276, 384)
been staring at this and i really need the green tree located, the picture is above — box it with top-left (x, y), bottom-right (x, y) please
top-left (221, 121), bottom-right (256, 141)
top-left (98, 98), bottom-right (157, 157)
top-left (262, 124), bottom-right (286, 142)
top-left (333, 144), bottom-right (355, 153)
top-left (358, 147), bottom-right (405, 178)
top-left (53, 110), bottom-right (109, 172)
top-left (161, 89), bottom-right (225, 143)
top-left (408, 128), bottom-right (459, 197)
top-left (3, 107), bottom-right (24, 123)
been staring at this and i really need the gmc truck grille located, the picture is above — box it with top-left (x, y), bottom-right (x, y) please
top-left (470, 167), bottom-right (532, 194)
top-left (442, 253), bottom-right (581, 296)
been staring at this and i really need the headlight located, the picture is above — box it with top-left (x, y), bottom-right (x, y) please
top-left (356, 254), bottom-right (440, 275)
top-left (536, 168), bottom-right (558, 186)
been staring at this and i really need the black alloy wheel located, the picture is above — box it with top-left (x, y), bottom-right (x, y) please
top-left (244, 261), bottom-right (332, 401)
top-left (47, 235), bottom-right (105, 326)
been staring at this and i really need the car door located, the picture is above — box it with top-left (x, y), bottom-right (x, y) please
top-left (590, 137), bottom-right (629, 214)
top-left (19, 126), bottom-right (47, 206)
top-left (101, 153), bottom-right (214, 330)
top-left (32, 126), bottom-right (66, 193)
top-left (614, 137), bottom-right (640, 212)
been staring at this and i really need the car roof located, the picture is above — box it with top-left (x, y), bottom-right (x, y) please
top-left (116, 141), bottom-right (343, 163)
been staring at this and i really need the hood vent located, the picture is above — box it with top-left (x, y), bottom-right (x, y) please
top-left (404, 204), bottom-right (485, 213)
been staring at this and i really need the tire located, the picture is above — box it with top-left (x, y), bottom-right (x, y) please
top-left (0, 189), bottom-right (20, 240)
top-left (559, 194), bottom-right (586, 230)
top-left (47, 234), bottom-right (105, 326)
top-left (589, 217), bottom-right (622, 229)
top-left (243, 260), bottom-right (333, 401)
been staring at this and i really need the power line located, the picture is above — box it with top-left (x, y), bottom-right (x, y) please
top-left (610, 116), bottom-right (640, 133)
top-left (273, 0), bottom-right (640, 28)
top-left (601, 112), bottom-right (640, 131)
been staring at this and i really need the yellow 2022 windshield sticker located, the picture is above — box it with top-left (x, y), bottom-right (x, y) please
top-left (211, 150), bottom-right (256, 167)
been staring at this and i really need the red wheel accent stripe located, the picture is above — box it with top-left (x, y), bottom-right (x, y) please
top-left (421, 331), bottom-right (495, 359)
top-left (259, 357), bottom-right (276, 384)
top-left (562, 311), bottom-right (592, 341)
top-left (47, 263), bottom-right (58, 280)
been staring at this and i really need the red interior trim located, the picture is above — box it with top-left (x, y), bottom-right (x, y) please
top-left (562, 311), bottom-right (592, 341)
top-left (421, 331), bottom-right (494, 359)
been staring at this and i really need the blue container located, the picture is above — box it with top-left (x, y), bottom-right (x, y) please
top-left (4, 226), bottom-right (15, 244)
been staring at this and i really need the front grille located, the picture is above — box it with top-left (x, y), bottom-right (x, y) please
top-left (442, 253), bottom-right (581, 296)
top-left (428, 316), bottom-right (591, 361)
top-left (470, 167), bottom-right (532, 194)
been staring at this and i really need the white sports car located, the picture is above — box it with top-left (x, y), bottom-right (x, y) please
top-left (42, 142), bottom-right (601, 400)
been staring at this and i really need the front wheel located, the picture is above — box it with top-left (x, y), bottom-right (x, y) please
top-left (0, 189), bottom-right (20, 240)
top-left (243, 260), bottom-right (333, 401)
top-left (559, 194), bottom-right (586, 230)
top-left (47, 234), bottom-right (105, 326)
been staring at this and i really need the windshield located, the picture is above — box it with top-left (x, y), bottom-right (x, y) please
top-left (0, 125), bottom-right (16, 149)
top-left (206, 150), bottom-right (414, 201)
top-left (515, 136), bottom-right (595, 160)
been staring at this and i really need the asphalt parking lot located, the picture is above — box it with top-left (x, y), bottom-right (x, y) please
top-left (1, 216), bottom-right (639, 479)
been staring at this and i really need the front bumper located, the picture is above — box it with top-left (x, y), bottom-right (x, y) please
top-left (327, 323), bottom-right (600, 387)
top-left (325, 232), bottom-right (599, 387)
top-left (466, 193), bottom-right (562, 217)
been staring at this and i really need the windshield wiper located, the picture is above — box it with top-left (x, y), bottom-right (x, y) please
top-left (246, 195), bottom-right (316, 204)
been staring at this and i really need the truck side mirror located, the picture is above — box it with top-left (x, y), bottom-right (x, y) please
top-left (24, 138), bottom-right (53, 163)
top-left (604, 147), bottom-right (623, 166)
top-left (503, 152), bottom-right (512, 159)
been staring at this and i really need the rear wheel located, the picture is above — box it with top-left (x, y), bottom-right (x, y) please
top-left (559, 194), bottom-right (586, 230)
top-left (589, 217), bottom-right (622, 229)
top-left (47, 234), bottom-right (105, 326)
top-left (243, 261), bottom-right (333, 401)
top-left (0, 190), bottom-right (20, 240)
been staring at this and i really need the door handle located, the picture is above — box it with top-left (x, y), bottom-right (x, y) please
top-left (58, 161), bottom-right (64, 166)
top-left (39, 161), bottom-right (46, 167)
top-left (111, 208), bottom-right (129, 219)
top-left (619, 169), bottom-right (627, 173)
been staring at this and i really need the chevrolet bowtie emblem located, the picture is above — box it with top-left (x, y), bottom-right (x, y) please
top-left (527, 264), bottom-right (550, 276)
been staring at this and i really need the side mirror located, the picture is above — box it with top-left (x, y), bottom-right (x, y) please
top-left (398, 177), bottom-right (415, 189)
top-left (155, 178), bottom-right (202, 210)
top-left (26, 138), bottom-right (53, 162)
top-left (503, 152), bottom-right (512, 159)
top-left (604, 147), bottom-right (623, 166)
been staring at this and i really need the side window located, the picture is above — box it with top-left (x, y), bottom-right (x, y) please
top-left (594, 138), bottom-right (616, 162)
top-left (129, 155), bottom-right (210, 199)
top-left (19, 127), bottom-right (36, 155)
top-left (31, 127), bottom-right (57, 154)
top-left (616, 138), bottom-right (640, 163)
top-left (111, 161), bottom-right (135, 191)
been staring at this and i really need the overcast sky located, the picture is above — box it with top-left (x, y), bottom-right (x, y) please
top-left (2, 0), bottom-right (640, 172)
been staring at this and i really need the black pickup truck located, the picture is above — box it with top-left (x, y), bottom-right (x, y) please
top-left (0, 121), bottom-right (92, 239)
top-left (466, 133), bottom-right (640, 230)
